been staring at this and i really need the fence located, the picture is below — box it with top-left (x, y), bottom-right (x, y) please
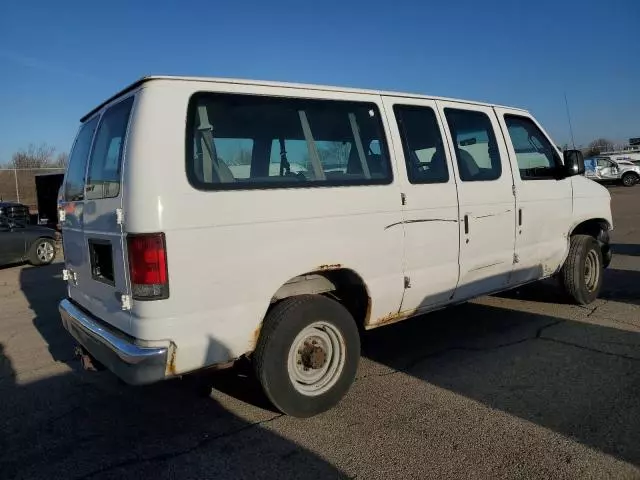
top-left (0, 168), bottom-right (65, 213)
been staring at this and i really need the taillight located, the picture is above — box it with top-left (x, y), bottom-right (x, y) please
top-left (127, 233), bottom-right (169, 300)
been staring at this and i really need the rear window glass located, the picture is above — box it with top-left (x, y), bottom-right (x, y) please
top-left (64, 117), bottom-right (99, 201)
top-left (85, 96), bottom-right (134, 200)
top-left (185, 93), bottom-right (392, 190)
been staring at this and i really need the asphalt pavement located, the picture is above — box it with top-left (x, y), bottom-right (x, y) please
top-left (1, 186), bottom-right (639, 479)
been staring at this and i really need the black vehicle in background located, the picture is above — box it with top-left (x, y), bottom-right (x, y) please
top-left (0, 201), bottom-right (30, 225)
top-left (0, 215), bottom-right (57, 267)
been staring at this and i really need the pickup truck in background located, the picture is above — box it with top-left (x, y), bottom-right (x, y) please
top-left (584, 156), bottom-right (640, 187)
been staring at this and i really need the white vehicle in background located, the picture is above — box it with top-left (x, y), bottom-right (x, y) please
top-left (58, 76), bottom-right (613, 417)
top-left (584, 156), bottom-right (640, 187)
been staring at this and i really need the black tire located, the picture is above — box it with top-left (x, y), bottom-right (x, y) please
top-left (253, 294), bottom-right (360, 418)
top-left (621, 173), bottom-right (638, 187)
top-left (560, 235), bottom-right (603, 305)
top-left (28, 238), bottom-right (56, 266)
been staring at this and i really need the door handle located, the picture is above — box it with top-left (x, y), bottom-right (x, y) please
top-left (464, 215), bottom-right (469, 234)
top-left (518, 208), bottom-right (522, 226)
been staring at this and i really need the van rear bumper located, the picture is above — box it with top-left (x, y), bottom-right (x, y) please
top-left (59, 299), bottom-right (169, 385)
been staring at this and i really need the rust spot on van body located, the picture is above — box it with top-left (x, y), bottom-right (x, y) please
top-left (316, 263), bottom-right (342, 271)
top-left (367, 308), bottom-right (417, 329)
top-left (167, 343), bottom-right (178, 376)
top-left (250, 323), bottom-right (262, 352)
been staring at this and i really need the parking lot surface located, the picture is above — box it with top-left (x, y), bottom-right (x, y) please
top-left (1, 187), bottom-right (639, 479)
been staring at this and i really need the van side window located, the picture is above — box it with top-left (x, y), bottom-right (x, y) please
top-left (64, 117), bottom-right (99, 201)
top-left (504, 115), bottom-right (561, 179)
top-left (86, 97), bottom-right (134, 200)
top-left (186, 93), bottom-right (392, 190)
top-left (444, 108), bottom-right (502, 181)
top-left (393, 105), bottom-right (449, 184)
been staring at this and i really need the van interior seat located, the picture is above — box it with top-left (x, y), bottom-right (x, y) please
top-left (428, 146), bottom-right (448, 180)
top-left (457, 148), bottom-right (480, 179)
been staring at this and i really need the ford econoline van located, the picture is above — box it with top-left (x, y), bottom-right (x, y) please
top-left (58, 76), bottom-right (613, 417)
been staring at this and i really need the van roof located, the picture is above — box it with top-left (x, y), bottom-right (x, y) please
top-left (81, 75), bottom-right (528, 122)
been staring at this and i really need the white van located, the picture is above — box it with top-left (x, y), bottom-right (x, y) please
top-left (58, 76), bottom-right (613, 417)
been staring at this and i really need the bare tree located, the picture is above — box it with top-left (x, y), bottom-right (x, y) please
top-left (8, 143), bottom-right (68, 169)
top-left (53, 151), bottom-right (69, 168)
top-left (585, 138), bottom-right (614, 158)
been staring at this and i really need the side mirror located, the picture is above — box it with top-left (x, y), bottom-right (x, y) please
top-left (563, 149), bottom-right (585, 177)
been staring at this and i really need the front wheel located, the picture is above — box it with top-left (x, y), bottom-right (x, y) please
top-left (560, 235), bottom-right (603, 305)
top-left (253, 294), bottom-right (360, 417)
top-left (28, 238), bottom-right (56, 266)
top-left (622, 173), bottom-right (638, 187)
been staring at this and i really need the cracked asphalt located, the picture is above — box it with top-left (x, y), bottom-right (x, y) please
top-left (1, 186), bottom-right (639, 479)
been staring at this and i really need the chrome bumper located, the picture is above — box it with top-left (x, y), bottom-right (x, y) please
top-left (59, 299), bottom-right (169, 385)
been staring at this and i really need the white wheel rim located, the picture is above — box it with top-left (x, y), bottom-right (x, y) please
top-left (287, 321), bottom-right (346, 396)
top-left (584, 249), bottom-right (600, 292)
top-left (36, 242), bottom-right (54, 262)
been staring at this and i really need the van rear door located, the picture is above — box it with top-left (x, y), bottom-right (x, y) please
top-left (60, 95), bottom-right (135, 333)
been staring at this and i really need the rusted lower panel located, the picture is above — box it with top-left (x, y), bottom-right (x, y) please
top-left (366, 308), bottom-right (417, 329)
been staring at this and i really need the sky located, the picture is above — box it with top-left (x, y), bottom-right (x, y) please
top-left (0, 0), bottom-right (638, 163)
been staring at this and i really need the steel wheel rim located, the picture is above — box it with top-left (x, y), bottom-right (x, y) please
top-left (37, 242), bottom-right (54, 262)
top-left (584, 249), bottom-right (600, 292)
top-left (287, 321), bottom-right (346, 396)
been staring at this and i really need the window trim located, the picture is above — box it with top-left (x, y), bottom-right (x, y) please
top-left (63, 115), bottom-right (101, 202)
top-left (184, 92), bottom-right (394, 191)
top-left (84, 95), bottom-right (135, 200)
top-left (504, 114), bottom-right (563, 181)
top-left (393, 104), bottom-right (450, 185)
top-left (444, 107), bottom-right (503, 182)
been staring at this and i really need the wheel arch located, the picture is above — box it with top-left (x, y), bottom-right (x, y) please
top-left (569, 218), bottom-right (611, 239)
top-left (568, 218), bottom-right (612, 267)
top-left (250, 265), bottom-right (371, 352)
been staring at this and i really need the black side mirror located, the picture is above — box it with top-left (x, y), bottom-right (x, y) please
top-left (563, 149), bottom-right (585, 176)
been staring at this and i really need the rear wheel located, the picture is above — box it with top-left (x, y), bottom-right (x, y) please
top-left (622, 172), bottom-right (638, 187)
top-left (560, 235), bottom-right (603, 305)
top-left (253, 294), bottom-right (360, 418)
top-left (28, 238), bottom-right (56, 266)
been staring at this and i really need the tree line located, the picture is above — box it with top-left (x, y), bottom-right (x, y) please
top-left (3, 143), bottom-right (68, 169)
top-left (583, 138), bottom-right (616, 158)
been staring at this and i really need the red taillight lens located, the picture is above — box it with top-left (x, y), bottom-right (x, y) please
top-left (127, 233), bottom-right (169, 300)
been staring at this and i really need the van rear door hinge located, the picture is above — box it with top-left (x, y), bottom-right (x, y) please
top-left (512, 184), bottom-right (516, 196)
top-left (404, 276), bottom-right (411, 289)
top-left (401, 193), bottom-right (406, 206)
top-left (513, 253), bottom-right (520, 264)
top-left (116, 208), bottom-right (124, 225)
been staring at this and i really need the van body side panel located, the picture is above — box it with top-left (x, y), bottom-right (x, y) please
top-left (380, 96), bottom-right (461, 315)
top-left (124, 81), bottom-right (405, 373)
top-left (436, 100), bottom-right (517, 300)
top-left (570, 176), bottom-right (613, 231)
top-left (494, 107), bottom-right (573, 280)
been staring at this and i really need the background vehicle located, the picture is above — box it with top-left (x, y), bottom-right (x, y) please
top-left (0, 201), bottom-right (31, 224)
top-left (0, 215), bottom-right (57, 267)
top-left (584, 156), bottom-right (640, 187)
